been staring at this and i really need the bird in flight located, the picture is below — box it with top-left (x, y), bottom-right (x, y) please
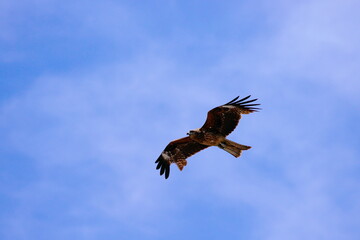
top-left (155, 95), bottom-right (260, 179)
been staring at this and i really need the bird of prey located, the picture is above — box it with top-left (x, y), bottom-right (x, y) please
top-left (155, 95), bottom-right (260, 179)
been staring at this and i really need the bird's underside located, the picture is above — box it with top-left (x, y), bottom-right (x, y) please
top-left (155, 95), bottom-right (260, 179)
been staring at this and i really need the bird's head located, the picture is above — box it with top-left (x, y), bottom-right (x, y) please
top-left (187, 128), bottom-right (201, 136)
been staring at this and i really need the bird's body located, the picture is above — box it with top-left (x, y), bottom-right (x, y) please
top-left (155, 95), bottom-right (260, 179)
top-left (188, 128), bottom-right (225, 146)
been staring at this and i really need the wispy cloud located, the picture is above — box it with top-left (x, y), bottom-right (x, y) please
top-left (1, 0), bottom-right (359, 239)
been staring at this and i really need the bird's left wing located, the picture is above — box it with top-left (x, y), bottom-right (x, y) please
top-left (155, 137), bottom-right (208, 179)
top-left (200, 95), bottom-right (260, 136)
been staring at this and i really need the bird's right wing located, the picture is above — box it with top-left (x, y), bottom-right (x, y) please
top-left (155, 137), bottom-right (208, 179)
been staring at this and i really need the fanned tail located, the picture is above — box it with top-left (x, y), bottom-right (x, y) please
top-left (218, 139), bottom-right (251, 158)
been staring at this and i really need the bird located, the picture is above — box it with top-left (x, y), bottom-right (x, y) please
top-left (155, 95), bottom-right (260, 179)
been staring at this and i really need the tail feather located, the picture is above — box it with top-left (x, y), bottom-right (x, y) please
top-left (218, 139), bottom-right (251, 158)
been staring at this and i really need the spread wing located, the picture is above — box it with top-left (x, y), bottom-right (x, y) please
top-left (155, 137), bottom-right (208, 179)
top-left (200, 95), bottom-right (260, 136)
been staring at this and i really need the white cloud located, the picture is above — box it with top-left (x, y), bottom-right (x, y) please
top-left (1, 0), bottom-right (359, 239)
top-left (219, 0), bottom-right (360, 102)
top-left (0, 53), bottom-right (229, 238)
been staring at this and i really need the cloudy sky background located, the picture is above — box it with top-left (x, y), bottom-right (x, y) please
top-left (1, 0), bottom-right (360, 239)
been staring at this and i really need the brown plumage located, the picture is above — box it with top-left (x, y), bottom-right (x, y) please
top-left (155, 95), bottom-right (260, 179)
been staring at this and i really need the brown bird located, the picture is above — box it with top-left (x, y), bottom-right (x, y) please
top-left (155, 95), bottom-right (260, 179)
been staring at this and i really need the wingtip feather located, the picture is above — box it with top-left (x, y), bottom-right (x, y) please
top-left (224, 95), bottom-right (260, 112)
top-left (225, 96), bottom-right (240, 105)
top-left (165, 165), bottom-right (170, 179)
top-left (155, 154), bottom-right (171, 179)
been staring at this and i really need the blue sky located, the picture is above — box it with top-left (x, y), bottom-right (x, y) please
top-left (1, 0), bottom-right (360, 239)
